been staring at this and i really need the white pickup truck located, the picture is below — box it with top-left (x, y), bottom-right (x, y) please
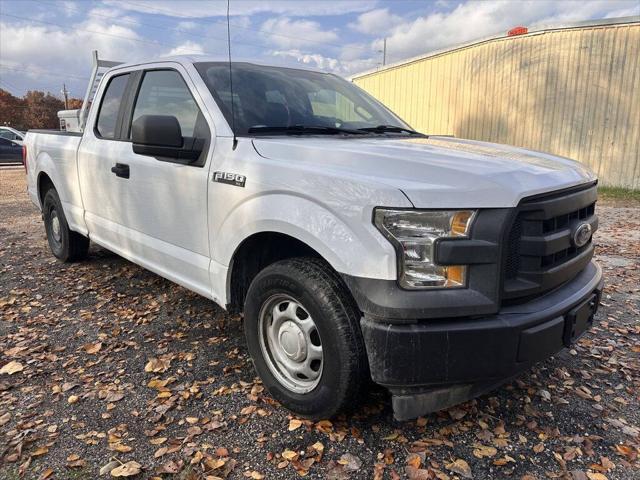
top-left (24, 55), bottom-right (603, 420)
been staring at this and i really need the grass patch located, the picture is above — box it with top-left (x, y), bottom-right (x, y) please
top-left (598, 186), bottom-right (640, 202)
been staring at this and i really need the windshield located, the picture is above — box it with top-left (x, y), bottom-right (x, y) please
top-left (195, 62), bottom-right (410, 136)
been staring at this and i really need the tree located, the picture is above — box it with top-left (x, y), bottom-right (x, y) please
top-left (23, 91), bottom-right (65, 129)
top-left (68, 98), bottom-right (83, 110)
top-left (0, 88), bottom-right (83, 130)
top-left (0, 89), bottom-right (26, 130)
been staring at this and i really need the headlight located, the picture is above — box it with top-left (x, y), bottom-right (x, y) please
top-left (374, 209), bottom-right (476, 289)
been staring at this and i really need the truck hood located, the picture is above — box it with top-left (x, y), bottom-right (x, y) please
top-left (252, 136), bottom-right (596, 208)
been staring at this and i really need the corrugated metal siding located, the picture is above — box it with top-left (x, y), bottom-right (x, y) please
top-left (353, 23), bottom-right (640, 189)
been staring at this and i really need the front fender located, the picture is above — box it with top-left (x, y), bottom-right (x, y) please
top-left (212, 192), bottom-right (399, 281)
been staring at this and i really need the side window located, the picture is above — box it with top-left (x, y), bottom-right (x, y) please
top-left (130, 70), bottom-right (201, 138)
top-left (96, 73), bottom-right (130, 139)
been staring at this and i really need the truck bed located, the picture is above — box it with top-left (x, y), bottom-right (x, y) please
top-left (24, 130), bottom-right (87, 235)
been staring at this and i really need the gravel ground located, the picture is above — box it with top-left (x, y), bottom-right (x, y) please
top-left (1, 168), bottom-right (638, 480)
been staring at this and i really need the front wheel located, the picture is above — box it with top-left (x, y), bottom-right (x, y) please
top-left (43, 188), bottom-right (89, 262)
top-left (244, 257), bottom-right (368, 419)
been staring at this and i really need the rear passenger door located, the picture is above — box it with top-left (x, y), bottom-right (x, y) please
top-left (79, 64), bottom-right (215, 299)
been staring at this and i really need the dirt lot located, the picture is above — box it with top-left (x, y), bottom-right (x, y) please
top-left (1, 168), bottom-right (638, 480)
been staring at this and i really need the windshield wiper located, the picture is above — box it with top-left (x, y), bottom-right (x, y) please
top-left (247, 125), bottom-right (368, 135)
top-left (357, 125), bottom-right (426, 136)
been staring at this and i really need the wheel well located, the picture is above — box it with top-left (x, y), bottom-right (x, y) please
top-left (228, 232), bottom-right (322, 313)
top-left (37, 173), bottom-right (55, 207)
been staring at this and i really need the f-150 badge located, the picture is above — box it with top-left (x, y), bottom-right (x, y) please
top-left (213, 171), bottom-right (246, 187)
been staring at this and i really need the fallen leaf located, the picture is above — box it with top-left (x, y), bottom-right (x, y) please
top-left (493, 455), bottom-right (516, 466)
top-left (110, 443), bottom-right (133, 453)
top-left (0, 412), bottom-right (10, 426)
top-left (38, 468), bottom-right (54, 479)
top-left (0, 360), bottom-right (24, 375)
top-left (448, 407), bottom-right (467, 420)
top-left (282, 450), bottom-right (298, 461)
top-left (338, 453), bottom-right (362, 472)
top-left (289, 418), bottom-right (303, 431)
top-left (157, 460), bottom-right (181, 474)
top-left (446, 459), bottom-right (472, 479)
top-left (67, 454), bottom-right (86, 469)
top-left (145, 358), bottom-right (170, 373)
top-left (154, 447), bottom-right (168, 458)
top-left (100, 460), bottom-right (120, 475)
top-left (614, 444), bottom-right (637, 461)
top-left (586, 473), bottom-right (608, 480)
top-left (407, 453), bottom-right (422, 469)
top-left (215, 447), bottom-right (229, 457)
top-left (406, 466), bottom-right (432, 480)
top-left (104, 391), bottom-right (125, 403)
top-left (83, 342), bottom-right (102, 354)
top-left (32, 447), bottom-right (49, 456)
top-left (473, 444), bottom-right (497, 458)
top-left (111, 461), bottom-right (142, 477)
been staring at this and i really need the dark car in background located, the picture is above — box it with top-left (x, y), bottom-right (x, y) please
top-left (0, 127), bottom-right (25, 144)
top-left (0, 137), bottom-right (23, 164)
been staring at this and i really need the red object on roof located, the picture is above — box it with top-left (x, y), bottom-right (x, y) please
top-left (508, 26), bottom-right (528, 36)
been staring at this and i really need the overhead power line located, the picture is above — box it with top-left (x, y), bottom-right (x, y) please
top-left (1, 63), bottom-right (90, 81)
top-left (0, 80), bottom-right (20, 95)
top-left (29, 0), bottom-right (373, 55)
top-left (30, 0), bottom-right (232, 45)
top-left (0, 80), bottom-right (74, 97)
top-left (86, 0), bottom-right (374, 54)
top-left (0, 12), bottom-right (209, 54)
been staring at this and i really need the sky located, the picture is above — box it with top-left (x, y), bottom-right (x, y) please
top-left (0, 0), bottom-right (638, 99)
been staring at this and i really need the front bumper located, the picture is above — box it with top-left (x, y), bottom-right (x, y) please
top-left (360, 261), bottom-right (603, 420)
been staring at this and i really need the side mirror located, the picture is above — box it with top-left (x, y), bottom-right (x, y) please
top-left (132, 115), bottom-right (202, 161)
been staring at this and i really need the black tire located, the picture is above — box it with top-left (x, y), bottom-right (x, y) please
top-left (244, 257), bottom-right (368, 419)
top-left (43, 188), bottom-right (89, 262)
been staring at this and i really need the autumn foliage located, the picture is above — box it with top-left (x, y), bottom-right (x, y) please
top-left (0, 88), bottom-right (82, 130)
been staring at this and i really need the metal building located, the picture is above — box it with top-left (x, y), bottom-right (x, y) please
top-left (352, 17), bottom-right (640, 189)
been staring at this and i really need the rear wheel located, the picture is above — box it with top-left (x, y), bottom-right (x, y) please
top-left (43, 188), bottom-right (89, 262)
top-left (244, 257), bottom-right (368, 419)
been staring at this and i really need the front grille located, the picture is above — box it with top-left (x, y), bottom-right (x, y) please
top-left (505, 216), bottom-right (522, 279)
top-left (503, 183), bottom-right (598, 301)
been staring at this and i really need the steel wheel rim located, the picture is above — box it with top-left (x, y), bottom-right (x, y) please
top-left (51, 212), bottom-right (61, 243)
top-left (258, 294), bottom-right (323, 393)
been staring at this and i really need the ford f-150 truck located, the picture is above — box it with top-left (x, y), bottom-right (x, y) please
top-left (24, 55), bottom-right (603, 420)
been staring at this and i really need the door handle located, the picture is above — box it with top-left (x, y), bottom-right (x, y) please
top-left (111, 163), bottom-right (130, 179)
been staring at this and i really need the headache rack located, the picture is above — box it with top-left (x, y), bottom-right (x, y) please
top-left (502, 182), bottom-right (598, 302)
top-left (58, 50), bottom-right (122, 133)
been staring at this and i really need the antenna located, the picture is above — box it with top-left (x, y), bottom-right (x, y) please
top-left (227, 0), bottom-right (237, 150)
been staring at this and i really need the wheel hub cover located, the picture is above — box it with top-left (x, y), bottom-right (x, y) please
top-left (51, 214), bottom-right (61, 242)
top-left (278, 320), bottom-right (306, 361)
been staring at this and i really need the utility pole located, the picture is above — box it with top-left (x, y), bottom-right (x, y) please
top-left (61, 83), bottom-right (69, 109)
top-left (382, 38), bottom-right (387, 66)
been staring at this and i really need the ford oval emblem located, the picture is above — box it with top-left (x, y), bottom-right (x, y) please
top-left (572, 223), bottom-right (592, 248)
